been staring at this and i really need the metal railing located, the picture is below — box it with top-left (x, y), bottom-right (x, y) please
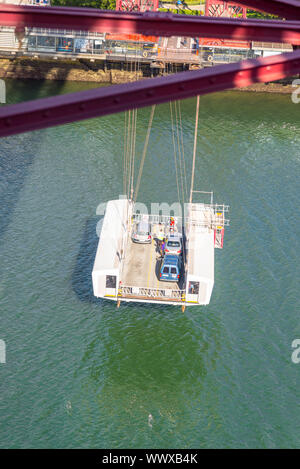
top-left (131, 213), bottom-right (183, 237)
top-left (157, 47), bottom-right (257, 65)
top-left (132, 206), bottom-right (229, 230)
top-left (252, 41), bottom-right (293, 51)
top-left (157, 47), bottom-right (200, 63)
top-left (26, 27), bottom-right (105, 39)
top-left (132, 212), bottom-right (182, 225)
top-left (189, 203), bottom-right (230, 229)
top-left (119, 285), bottom-right (185, 302)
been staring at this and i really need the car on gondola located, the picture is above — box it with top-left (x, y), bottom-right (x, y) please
top-left (159, 254), bottom-right (182, 282)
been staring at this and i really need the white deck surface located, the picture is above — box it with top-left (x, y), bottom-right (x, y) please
top-left (121, 235), bottom-right (181, 291)
top-left (186, 204), bottom-right (215, 304)
top-left (92, 198), bottom-right (130, 298)
top-left (93, 199), bottom-right (128, 273)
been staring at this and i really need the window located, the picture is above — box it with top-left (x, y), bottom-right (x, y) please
top-left (36, 35), bottom-right (56, 50)
top-left (143, 43), bottom-right (155, 51)
top-left (27, 36), bottom-right (37, 50)
top-left (188, 282), bottom-right (199, 295)
top-left (163, 267), bottom-right (169, 274)
top-left (94, 39), bottom-right (104, 53)
top-left (57, 37), bottom-right (74, 52)
top-left (167, 241), bottom-right (180, 247)
top-left (106, 275), bottom-right (116, 289)
top-left (171, 267), bottom-right (177, 274)
top-left (74, 38), bottom-right (92, 53)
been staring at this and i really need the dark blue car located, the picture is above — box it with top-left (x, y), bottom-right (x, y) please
top-left (159, 254), bottom-right (182, 282)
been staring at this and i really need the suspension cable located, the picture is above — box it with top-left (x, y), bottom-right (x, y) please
top-left (178, 100), bottom-right (188, 203)
top-left (170, 101), bottom-right (181, 206)
top-left (174, 101), bottom-right (186, 204)
top-left (189, 95), bottom-right (200, 204)
top-left (127, 109), bottom-right (135, 199)
top-left (123, 110), bottom-right (128, 195)
top-left (125, 109), bottom-right (132, 199)
top-left (134, 105), bottom-right (156, 204)
top-left (130, 108), bottom-right (137, 200)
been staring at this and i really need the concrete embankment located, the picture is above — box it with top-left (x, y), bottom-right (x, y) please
top-left (0, 57), bottom-right (145, 84)
top-left (0, 56), bottom-right (296, 93)
top-left (233, 82), bottom-right (296, 94)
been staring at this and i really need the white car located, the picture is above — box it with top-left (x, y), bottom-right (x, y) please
top-left (132, 220), bottom-right (152, 244)
top-left (164, 234), bottom-right (182, 255)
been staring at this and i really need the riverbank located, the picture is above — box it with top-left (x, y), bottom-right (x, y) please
top-left (0, 57), bottom-right (144, 84)
top-left (234, 82), bottom-right (295, 94)
top-left (0, 57), bottom-right (296, 93)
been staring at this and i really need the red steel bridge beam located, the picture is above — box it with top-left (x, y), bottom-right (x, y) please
top-left (1, 4), bottom-right (300, 44)
top-left (116, 0), bottom-right (159, 12)
top-left (0, 50), bottom-right (299, 138)
top-left (205, 1), bottom-right (248, 19)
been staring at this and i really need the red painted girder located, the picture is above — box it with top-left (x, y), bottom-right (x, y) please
top-left (224, 0), bottom-right (300, 20)
top-left (1, 4), bottom-right (300, 44)
top-left (0, 50), bottom-right (299, 138)
top-left (205, 1), bottom-right (247, 19)
top-left (116, 0), bottom-right (159, 12)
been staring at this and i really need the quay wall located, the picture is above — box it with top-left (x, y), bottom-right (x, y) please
top-left (0, 57), bottom-right (146, 84)
top-left (0, 56), bottom-right (296, 93)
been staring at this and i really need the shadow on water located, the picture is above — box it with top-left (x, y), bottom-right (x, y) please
top-left (0, 76), bottom-right (74, 244)
top-left (0, 134), bottom-right (37, 243)
top-left (3, 63), bottom-right (72, 105)
top-left (72, 217), bottom-right (101, 304)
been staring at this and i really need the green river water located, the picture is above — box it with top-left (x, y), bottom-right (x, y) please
top-left (0, 79), bottom-right (299, 448)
